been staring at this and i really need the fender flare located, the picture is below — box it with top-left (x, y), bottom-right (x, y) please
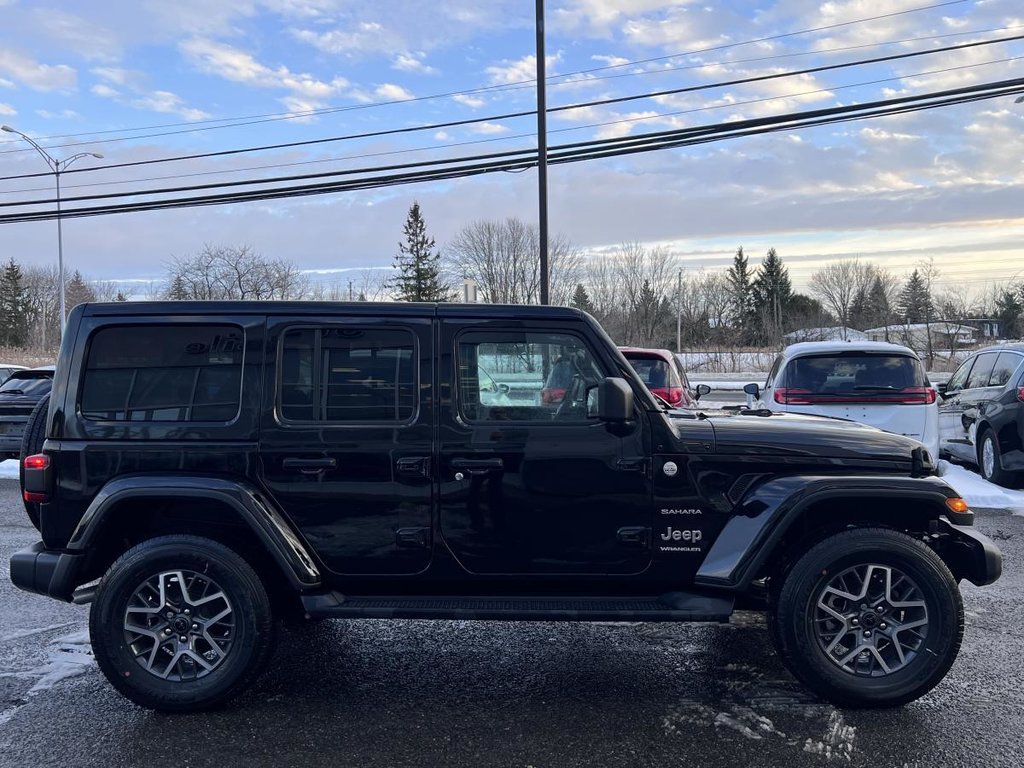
top-left (65, 475), bottom-right (321, 591)
top-left (694, 474), bottom-right (980, 591)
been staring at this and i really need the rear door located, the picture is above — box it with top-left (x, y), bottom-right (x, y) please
top-left (938, 356), bottom-right (976, 461)
top-left (438, 319), bottom-right (653, 576)
top-left (957, 352), bottom-right (999, 456)
top-left (258, 315), bottom-right (434, 576)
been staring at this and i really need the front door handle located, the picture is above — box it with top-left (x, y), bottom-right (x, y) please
top-left (617, 526), bottom-right (650, 547)
top-left (283, 457), bottom-right (337, 474)
top-left (451, 457), bottom-right (504, 475)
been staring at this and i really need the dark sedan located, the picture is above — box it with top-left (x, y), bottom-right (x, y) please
top-left (938, 344), bottom-right (1024, 488)
top-left (0, 367), bottom-right (54, 460)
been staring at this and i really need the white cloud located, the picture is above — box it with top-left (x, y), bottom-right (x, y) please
top-left (35, 109), bottom-right (80, 120)
top-left (375, 83), bottom-right (414, 101)
top-left (0, 102), bottom-right (15, 116)
top-left (132, 90), bottom-right (210, 121)
top-left (472, 122), bottom-right (510, 135)
top-left (180, 38), bottom-right (348, 100)
top-left (0, 50), bottom-right (76, 92)
top-left (591, 54), bottom-right (630, 67)
top-left (392, 52), bottom-right (437, 75)
top-left (0, 77), bottom-right (14, 89)
top-left (553, 0), bottom-right (698, 37)
top-left (292, 21), bottom-right (404, 57)
top-left (91, 83), bottom-right (120, 98)
top-left (434, 130), bottom-right (452, 141)
top-left (486, 53), bottom-right (562, 86)
top-left (29, 7), bottom-right (121, 62)
top-left (860, 127), bottom-right (921, 142)
top-left (452, 93), bottom-right (485, 108)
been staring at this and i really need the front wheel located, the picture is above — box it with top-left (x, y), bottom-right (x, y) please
top-left (771, 528), bottom-right (963, 708)
top-left (90, 535), bottom-right (275, 712)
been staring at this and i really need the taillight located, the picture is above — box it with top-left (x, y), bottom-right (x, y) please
top-left (23, 454), bottom-right (49, 470)
top-left (925, 387), bottom-right (937, 405)
top-left (1018, 386), bottom-right (1024, 403)
top-left (774, 387), bottom-right (935, 405)
top-left (541, 388), bottom-right (566, 404)
top-left (774, 388), bottom-right (812, 404)
top-left (22, 453), bottom-right (51, 504)
top-left (652, 387), bottom-right (684, 405)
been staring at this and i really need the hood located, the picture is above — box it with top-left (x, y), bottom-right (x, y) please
top-left (700, 409), bottom-right (926, 464)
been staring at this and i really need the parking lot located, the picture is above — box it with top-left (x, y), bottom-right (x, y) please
top-left (0, 477), bottom-right (1021, 768)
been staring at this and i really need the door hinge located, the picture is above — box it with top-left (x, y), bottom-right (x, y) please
top-left (396, 527), bottom-right (431, 549)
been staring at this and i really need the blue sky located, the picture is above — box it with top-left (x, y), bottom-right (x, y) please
top-left (0, 0), bottom-right (1023, 297)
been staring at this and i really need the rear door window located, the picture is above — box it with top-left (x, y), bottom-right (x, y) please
top-left (777, 353), bottom-right (930, 404)
top-left (944, 358), bottom-right (975, 393)
top-left (989, 352), bottom-right (1024, 388)
top-left (965, 353), bottom-right (998, 390)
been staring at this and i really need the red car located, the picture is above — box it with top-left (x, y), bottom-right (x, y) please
top-left (619, 347), bottom-right (699, 408)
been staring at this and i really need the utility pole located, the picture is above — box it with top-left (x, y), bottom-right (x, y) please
top-left (536, 0), bottom-right (549, 305)
top-left (676, 269), bottom-right (683, 352)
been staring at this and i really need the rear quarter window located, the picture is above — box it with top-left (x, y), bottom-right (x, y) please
top-left (80, 325), bottom-right (244, 422)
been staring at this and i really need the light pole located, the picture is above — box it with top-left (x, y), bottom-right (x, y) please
top-left (535, 0), bottom-right (549, 305)
top-left (1, 125), bottom-right (103, 337)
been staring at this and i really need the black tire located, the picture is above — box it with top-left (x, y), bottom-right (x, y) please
top-left (90, 534), bottom-right (275, 712)
top-left (19, 393), bottom-right (49, 530)
top-left (978, 428), bottom-right (1020, 488)
top-left (771, 528), bottom-right (963, 708)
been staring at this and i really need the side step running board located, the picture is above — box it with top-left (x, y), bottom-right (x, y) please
top-left (301, 592), bottom-right (734, 622)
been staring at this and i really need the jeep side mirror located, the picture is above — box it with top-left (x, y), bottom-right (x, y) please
top-left (596, 377), bottom-right (633, 422)
top-left (695, 384), bottom-right (711, 400)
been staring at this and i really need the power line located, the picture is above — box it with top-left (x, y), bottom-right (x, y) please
top-left (3, 31), bottom-right (1019, 185)
top-left (2, 77), bottom-right (1020, 225)
top-left (0, 0), bottom-right (974, 153)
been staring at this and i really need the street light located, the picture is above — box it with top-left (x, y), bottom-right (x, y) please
top-left (1, 124), bottom-right (103, 337)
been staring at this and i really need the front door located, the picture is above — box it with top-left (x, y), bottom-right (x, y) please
top-left (438, 320), bottom-right (652, 576)
top-left (259, 315), bottom-right (434, 576)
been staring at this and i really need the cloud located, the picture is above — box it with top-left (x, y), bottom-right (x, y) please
top-left (90, 72), bottom-right (209, 122)
top-left (0, 77), bottom-right (14, 89)
top-left (0, 50), bottom-right (76, 92)
top-left (91, 83), bottom-right (120, 98)
top-left (375, 83), bottom-right (414, 101)
top-left (35, 109), bottom-right (80, 120)
top-left (0, 102), bottom-right (15, 116)
top-left (452, 93), bottom-right (485, 108)
top-left (392, 52), bottom-right (437, 75)
top-left (472, 122), bottom-right (510, 135)
top-left (180, 38), bottom-right (348, 100)
top-left (553, 0), bottom-right (699, 37)
top-left (434, 130), bottom-right (452, 141)
top-left (29, 7), bottom-right (121, 62)
top-left (591, 54), bottom-right (630, 67)
top-left (486, 53), bottom-right (562, 86)
top-left (132, 90), bottom-right (211, 121)
top-left (291, 21), bottom-right (404, 57)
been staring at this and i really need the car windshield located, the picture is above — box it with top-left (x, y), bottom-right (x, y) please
top-left (0, 373), bottom-right (52, 396)
top-left (783, 354), bottom-right (926, 393)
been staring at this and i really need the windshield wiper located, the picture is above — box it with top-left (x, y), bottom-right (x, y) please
top-left (2, 388), bottom-right (24, 395)
top-left (853, 385), bottom-right (901, 392)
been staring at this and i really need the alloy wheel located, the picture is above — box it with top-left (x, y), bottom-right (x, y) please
top-left (981, 436), bottom-right (996, 479)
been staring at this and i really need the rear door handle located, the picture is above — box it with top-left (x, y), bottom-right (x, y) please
top-left (283, 457), bottom-right (337, 474)
top-left (451, 457), bottom-right (504, 475)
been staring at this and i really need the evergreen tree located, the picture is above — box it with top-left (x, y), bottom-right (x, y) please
top-left (995, 289), bottom-right (1022, 339)
top-left (866, 275), bottom-right (891, 329)
top-left (167, 274), bottom-right (189, 300)
top-left (897, 269), bottom-right (932, 324)
top-left (115, 291), bottom-right (128, 302)
top-left (390, 202), bottom-right (450, 302)
top-left (751, 247), bottom-right (793, 342)
top-left (64, 270), bottom-right (96, 318)
top-left (0, 258), bottom-right (30, 347)
top-left (849, 286), bottom-right (870, 329)
top-left (569, 283), bottom-right (595, 314)
top-left (725, 246), bottom-right (755, 340)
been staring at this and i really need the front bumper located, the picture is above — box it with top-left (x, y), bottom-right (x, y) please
top-left (9, 541), bottom-right (84, 602)
top-left (937, 517), bottom-right (1002, 586)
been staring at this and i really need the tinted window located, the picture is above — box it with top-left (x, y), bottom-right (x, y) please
top-left (989, 352), bottom-right (1024, 388)
top-left (279, 327), bottom-right (415, 423)
top-left (782, 353), bottom-right (925, 392)
top-left (626, 357), bottom-right (680, 390)
top-left (81, 325), bottom-right (243, 422)
top-left (0, 373), bottom-right (52, 396)
top-left (458, 331), bottom-right (604, 422)
top-left (965, 353), bottom-right (998, 389)
top-left (945, 358), bottom-right (974, 393)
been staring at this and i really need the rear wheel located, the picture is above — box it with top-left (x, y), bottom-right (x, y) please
top-left (978, 428), bottom-right (1020, 488)
top-left (771, 528), bottom-right (963, 708)
top-left (90, 535), bottom-right (275, 712)
top-left (19, 393), bottom-right (49, 530)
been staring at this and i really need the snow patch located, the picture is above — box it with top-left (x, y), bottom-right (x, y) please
top-left (663, 702), bottom-right (786, 742)
top-left (0, 459), bottom-right (19, 480)
top-left (937, 460), bottom-right (1024, 514)
top-left (803, 711), bottom-right (856, 761)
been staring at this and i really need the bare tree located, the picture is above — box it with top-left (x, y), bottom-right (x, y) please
top-left (164, 244), bottom-right (308, 300)
top-left (809, 258), bottom-right (875, 337)
top-left (446, 218), bottom-right (581, 306)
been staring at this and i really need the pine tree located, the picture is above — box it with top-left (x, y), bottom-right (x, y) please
top-left (865, 275), bottom-right (891, 329)
top-left (751, 247), bottom-right (793, 342)
top-left (390, 202), bottom-right (450, 302)
top-left (115, 291), bottom-right (128, 302)
top-left (995, 289), bottom-right (1022, 339)
top-left (167, 274), bottom-right (189, 300)
top-left (725, 246), bottom-right (755, 340)
top-left (0, 258), bottom-right (30, 347)
top-left (897, 269), bottom-right (932, 324)
top-left (569, 283), bottom-right (595, 314)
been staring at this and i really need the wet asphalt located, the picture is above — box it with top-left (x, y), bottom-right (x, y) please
top-left (0, 477), bottom-right (1021, 768)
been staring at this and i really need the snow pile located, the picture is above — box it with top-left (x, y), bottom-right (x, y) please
top-left (937, 461), bottom-right (1024, 514)
top-left (0, 459), bottom-right (18, 479)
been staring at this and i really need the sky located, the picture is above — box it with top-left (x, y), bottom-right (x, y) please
top-left (0, 0), bottom-right (1022, 298)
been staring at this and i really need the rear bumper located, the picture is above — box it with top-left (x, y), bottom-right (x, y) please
top-left (938, 517), bottom-right (1002, 586)
top-left (9, 541), bottom-right (83, 602)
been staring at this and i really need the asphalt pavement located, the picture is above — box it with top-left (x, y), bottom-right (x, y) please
top-left (1, 478), bottom-right (1021, 768)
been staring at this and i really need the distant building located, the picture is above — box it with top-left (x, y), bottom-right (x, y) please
top-left (963, 318), bottom-right (1003, 340)
top-left (784, 326), bottom-right (868, 343)
top-left (862, 322), bottom-right (976, 350)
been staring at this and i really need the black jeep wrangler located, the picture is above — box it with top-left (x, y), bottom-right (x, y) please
top-left (10, 301), bottom-right (1001, 712)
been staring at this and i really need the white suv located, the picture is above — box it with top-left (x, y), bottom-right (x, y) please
top-left (746, 341), bottom-right (939, 456)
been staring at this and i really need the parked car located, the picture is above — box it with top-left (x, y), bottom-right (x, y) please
top-left (619, 347), bottom-right (706, 408)
top-left (12, 302), bottom-right (1000, 712)
top-left (746, 342), bottom-right (939, 456)
top-left (0, 366), bottom-right (54, 460)
top-left (937, 343), bottom-right (1024, 487)
top-left (0, 363), bottom-right (27, 384)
